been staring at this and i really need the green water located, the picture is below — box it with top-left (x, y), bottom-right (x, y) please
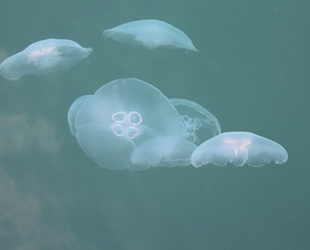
top-left (0, 0), bottom-right (309, 249)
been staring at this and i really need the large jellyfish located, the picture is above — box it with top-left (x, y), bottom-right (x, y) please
top-left (103, 19), bottom-right (198, 51)
top-left (67, 95), bottom-right (92, 137)
top-left (170, 98), bottom-right (221, 145)
top-left (191, 132), bottom-right (288, 167)
top-left (68, 78), bottom-right (197, 170)
top-left (0, 39), bottom-right (92, 80)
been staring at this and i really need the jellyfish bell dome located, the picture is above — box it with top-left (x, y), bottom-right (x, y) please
top-left (170, 98), bottom-right (221, 145)
top-left (103, 19), bottom-right (198, 51)
top-left (191, 131), bottom-right (288, 167)
top-left (69, 78), bottom-right (195, 170)
top-left (0, 39), bottom-right (92, 80)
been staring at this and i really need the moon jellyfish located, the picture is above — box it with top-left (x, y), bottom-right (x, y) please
top-left (67, 95), bottom-right (92, 137)
top-left (191, 132), bottom-right (288, 167)
top-left (131, 136), bottom-right (197, 170)
top-left (0, 39), bottom-right (92, 80)
top-left (103, 19), bottom-right (198, 51)
top-left (69, 78), bottom-right (196, 170)
top-left (170, 98), bottom-right (221, 145)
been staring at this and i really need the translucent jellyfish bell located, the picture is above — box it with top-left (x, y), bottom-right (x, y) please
top-left (67, 95), bottom-right (92, 137)
top-left (103, 19), bottom-right (198, 51)
top-left (131, 136), bottom-right (197, 170)
top-left (170, 98), bottom-right (221, 145)
top-left (191, 131), bottom-right (288, 167)
top-left (70, 78), bottom-right (195, 170)
top-left (0, 39), bottom-right (92, 80)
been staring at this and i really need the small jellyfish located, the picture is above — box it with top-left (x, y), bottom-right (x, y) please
top-left (131, 136), bottom-right (197, 170)
top-left (69, 78), bottom-right (196, 170)
top-left (170, 98), bottom-right (221, 145)
top-left (103, 19), bottom-right (198, 51)
top-left (0, 39), bottom-right (92, 80)
top-left (191, 132), bottom-right (288, 167)
top-left (67, 95), bottom-right (92, 137)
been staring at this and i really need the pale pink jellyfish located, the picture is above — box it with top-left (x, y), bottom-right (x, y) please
top-left (0, 39), bottom-right (92, 80)
top-left (191, 132), bottom-right (288, 167)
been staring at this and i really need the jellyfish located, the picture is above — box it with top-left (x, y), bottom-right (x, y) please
top-left (131, 136), bottom-right (197, 170)
top-left (191, 132), bottom-right (288, 167)
top-left (170, 98), bottom-right (221, 145)
top-left (0, 39), bottom-right (92, 80)
top-left (68, 78), bottom-right (196, 170)
top-left (67, 95), bottom-right (92, 137)
top-left (103, 19), bottom-right (198, 51)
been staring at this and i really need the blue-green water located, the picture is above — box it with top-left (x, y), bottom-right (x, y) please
top-left (0, 0), bottom-right (309, 249)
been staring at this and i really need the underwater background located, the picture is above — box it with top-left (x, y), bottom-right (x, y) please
top-left (0, 0), bottom-right (309, 249)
